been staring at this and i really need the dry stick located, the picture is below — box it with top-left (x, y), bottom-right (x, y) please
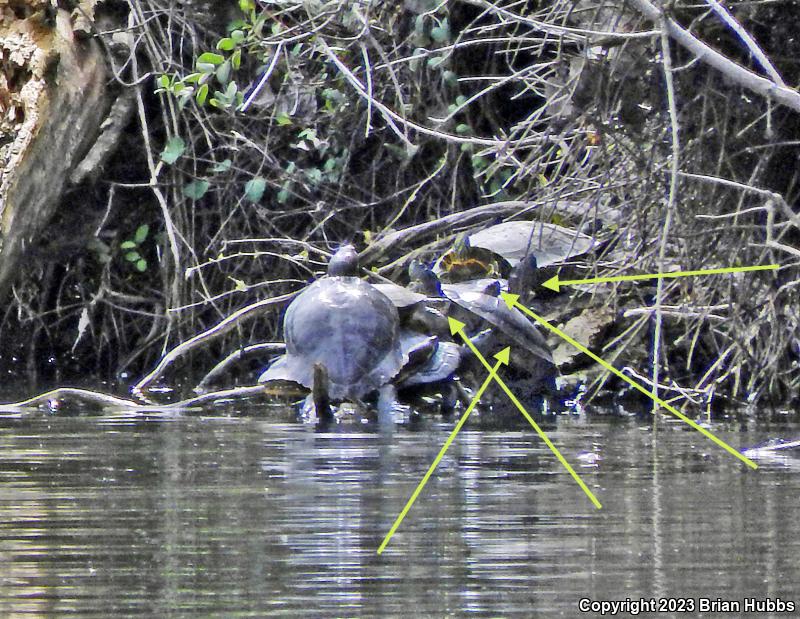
top-left (133, 292), bottom-right (296, 395)
top-left (359, 201), bottom-right (536, 266)
top-left (652, 23), bottom-right (681, 415)
top-left (318, 38), bottom-right (545, 148)
top-left (194, 342), bottom-right (285, 393)
top-left (702, 0), bottom-right (785, 87)
top-left (3, 387), bottom-right (144, 411)
top-left (628, 0), bottom-right (800, 114)
top-left (0, 385), bottom-right (270, 415)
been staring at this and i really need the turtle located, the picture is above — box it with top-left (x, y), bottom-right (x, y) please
top-left (259, 245), bottom-right (408, 421)
top-left (409, 260), bottom-right (555, 395)
top-left (372, 279), bottom-right (468, 412)
top-left (434, 222), bottom-right (597, 302)
top-left (372, 279), bottom-right (451, 338)
top-left (445, 220), bottom-right (597, 271)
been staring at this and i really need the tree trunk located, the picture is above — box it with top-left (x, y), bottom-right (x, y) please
top-left (0, 1), bottom-right (111, 297)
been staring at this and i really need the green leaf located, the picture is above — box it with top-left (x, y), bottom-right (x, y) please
top-left (231, 30), bottom-right (245, 44)
top-left (183, 72), bottom-right (203, 84)
top-left (277, 187), bottom-right (290, 203)
top-left (239, 0), bottom-right (255, 11)
top-left (217, 37), bottom-right (235, 51)
top-left (125, 251), bottom-right (141, 262)
top-left (306, 167), bottom-right (323, 185)
top-left (231, 49), bottom-right (242, 70)
top-left (134, 224), bottom-right (150, 245)
top-left (244, 177), bottom-right (266, 202)
top-left (197, 52), bottom-right (225, 66)
top-left (427, 55), bottom-right (446, 69)
top-left (455, 123), bottom-right (471, 134)
top-left (160, 136), bottom-right (185, 164)
top-left (276, 112), bottom-right (292, 126)
top-left (120, 240), bottom-right (137, 250)
top-left (183, 179), bottom-right (210, 200)
top-left (157, 74), bottom-right (170, 89)
top-left (196, 83), bottom-right (209, 105)
top-left (430, 19), bottom-right (450, 43)
top-left (135, 258), bottom-right (148, 272)
top-left (216, 60), bottom-right (231, 85)
top-left (197, 62), bottom-right (217, 74)
top-left (212, 158), bottom-right (232, 173)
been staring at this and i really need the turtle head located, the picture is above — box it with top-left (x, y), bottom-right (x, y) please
top-left (508, 253), bottom-right (540, 297)
top-left (408, 261), bottom-right (443, 297)
top-left (328, 245), bottom-right (359, 277)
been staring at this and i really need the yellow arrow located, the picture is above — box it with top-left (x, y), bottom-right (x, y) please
top-left (500, 292), bottom-right (757, 469)
top-left (448, 317), bottom-right (603, 510)
top-left (377, 351), bottom-right (508, 555)
top-left (542, 264), bottom-right (779, 292)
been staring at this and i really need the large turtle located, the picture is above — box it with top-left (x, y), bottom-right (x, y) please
top-left (259, 245), bottom-right (407, 420)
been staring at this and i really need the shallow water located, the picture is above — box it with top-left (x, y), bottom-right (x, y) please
top-left (0, 406), bottom-right (798, 617)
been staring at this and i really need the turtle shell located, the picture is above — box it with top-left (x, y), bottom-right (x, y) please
top-left (399, 341), bottom-right (463, 387)
top-left (372, 281), bottom-right (427, 308)
top-left (259, 277), bottom-right (405, 400)
top-left (442, 284), bottom-right (553, 364)
top-left (468, 221), bottom-right (596, 268)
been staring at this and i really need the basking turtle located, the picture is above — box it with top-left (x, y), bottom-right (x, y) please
top-left (259, 245), bottom-right (407, 420)
top-left (410, 260), bottom-right (555, 393)
top-left (373, 280), bottom-right (467, 412)
top-left (449, 220), bottom-right (597, 270)
top-left (372, 279), bottom-right (451, 338)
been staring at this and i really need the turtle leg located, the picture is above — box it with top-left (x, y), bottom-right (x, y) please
top-left (312, 363), bottom-right (333, 422)
top-left (453, 380), bottom-right (474, 409)
top-left (439, 382), bottom-right (459, 416)
top-left (376, 383), bottom-right (400, 427)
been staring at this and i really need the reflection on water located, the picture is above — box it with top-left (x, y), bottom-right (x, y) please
top-left (0, 409), bottom-right (798, 616)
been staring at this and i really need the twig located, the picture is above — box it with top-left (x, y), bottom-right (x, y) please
top-left (133, 292), bottom-right (296, 395)
top-left (651, 20), bottom-right (681, 414)
top-left (359, 200), bottom-right (537, 265)
top-left (702, 0), bottom-right (785, 87)
top-left (194, 342), bottom-right (285, 392)
top-left (240, 42), bottom-right (284, 112)
top-left (628, 0), bottom-right (800, 113)
top-left (318, 38), bottom-right (546, 148)
top-left (0, 385), bottom-right (272, 415)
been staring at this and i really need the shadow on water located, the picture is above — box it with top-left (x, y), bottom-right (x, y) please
top-left (0, 396), bottom-right (798, 616)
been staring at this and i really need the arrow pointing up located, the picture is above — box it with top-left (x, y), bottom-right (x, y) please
top-left (493, 346), bottom-right (511, 365)
top-left (448, 317), bottom-right (466, 335)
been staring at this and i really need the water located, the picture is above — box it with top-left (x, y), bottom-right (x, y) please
top-left (0, 408), bottom-right (798, 617)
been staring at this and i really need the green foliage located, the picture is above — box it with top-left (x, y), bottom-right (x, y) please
top-left (244, 177), bottom-right (266, 202)
top-left (160, 136), bottom-right (185, 164)
top-left (183, 180), bottom-right (211, 200)
top-left (154, 6), bottom-right (265, 112)
top-left (120, 225), bottom-right (150, 273)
